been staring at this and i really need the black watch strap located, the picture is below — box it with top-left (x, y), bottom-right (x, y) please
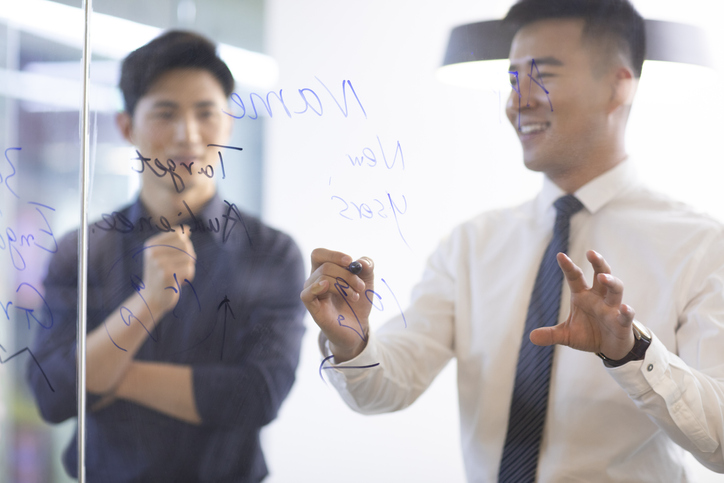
top-left (597, 320), bottom-right (652, 368)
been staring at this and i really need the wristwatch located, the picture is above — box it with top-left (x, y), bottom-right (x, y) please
top-left (596, 320), bottom-right (652, 368)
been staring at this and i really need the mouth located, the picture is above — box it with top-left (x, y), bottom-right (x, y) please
top-left (518, 122), bottom-right (550, 135)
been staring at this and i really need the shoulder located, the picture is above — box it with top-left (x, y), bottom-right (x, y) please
top-left (429, 200), bottom-right (535, 268)
top-left (610, 186), bottom-right (724, 240)
top-left (443, 200), bottom-right (535, 249)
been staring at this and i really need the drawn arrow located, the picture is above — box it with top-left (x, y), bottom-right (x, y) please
top-left (1, 343), bottom-right (55, 392)
top-left (217, 296), bottom-right (235, 360)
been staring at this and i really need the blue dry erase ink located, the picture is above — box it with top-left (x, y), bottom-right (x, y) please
top-left (348, 260), bottom-right (362, 275)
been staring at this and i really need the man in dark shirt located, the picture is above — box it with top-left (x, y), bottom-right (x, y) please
top-left (26, 31), bottom-right (305, 482)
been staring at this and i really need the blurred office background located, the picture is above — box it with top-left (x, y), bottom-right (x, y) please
top-left (0, 1), bottom-right (722, 482)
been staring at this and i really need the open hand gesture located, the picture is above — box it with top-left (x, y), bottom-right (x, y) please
top-left (530, 250), bottom-right (636, 360)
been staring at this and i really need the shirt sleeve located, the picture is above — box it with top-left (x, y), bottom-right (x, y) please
top-left (192, 234), bottom-right (306, 428)
top-left (321, 234), bottom-right (458, 414)
top-left (26, 232), bottom-right (107, 423)
top-left (607, 231), bottom-right (724, 473)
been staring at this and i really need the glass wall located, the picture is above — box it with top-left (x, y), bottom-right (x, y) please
top-left (1, 1), bottom-right (265, 481)
top-left (1, 2), bottom-right (82, 481)
top-left (2, 1), bottom-right (723, 482)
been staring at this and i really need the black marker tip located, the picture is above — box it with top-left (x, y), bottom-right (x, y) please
top-left (348, 260), bottom-right (362, 275)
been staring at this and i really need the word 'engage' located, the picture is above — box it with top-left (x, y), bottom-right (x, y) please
top-left (1, 202), bottom-right (58, 271)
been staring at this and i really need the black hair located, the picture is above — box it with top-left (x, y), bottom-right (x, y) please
top-left (119, 30), bottom-right (235, 116)
top-left (504, 0), bottom-right (645, 78)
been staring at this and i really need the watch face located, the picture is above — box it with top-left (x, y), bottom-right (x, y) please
top-left (632, 320), bottom-right (652, 341)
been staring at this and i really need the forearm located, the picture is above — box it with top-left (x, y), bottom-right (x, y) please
top-left (609, 335), bottom-right (724, 472)
top-left (323, 320), bottom-right (454, 414)
top-left (114, 360), bottom-right (201, 425)
top-left (85, 293), bottom-right (163, 394)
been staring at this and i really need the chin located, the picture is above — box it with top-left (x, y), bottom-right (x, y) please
top-left (522, 155), bottom-right (549, 174)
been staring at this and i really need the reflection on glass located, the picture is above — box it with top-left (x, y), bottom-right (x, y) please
top-left (28, 29), bottom-right (306, 481)
top-left (4, 1), bottom-right (307, 482)
top-left (1, 1), bottom-right (83, 481)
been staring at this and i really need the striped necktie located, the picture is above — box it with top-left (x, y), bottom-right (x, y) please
top-left (498, 194), bottom-right (584, 483)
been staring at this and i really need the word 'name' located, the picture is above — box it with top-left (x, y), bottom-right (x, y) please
top-left (223, 78), bottom-right (367, 120)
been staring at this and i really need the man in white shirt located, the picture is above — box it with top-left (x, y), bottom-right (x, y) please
top-left (300, 0), bottom-right (724, 481)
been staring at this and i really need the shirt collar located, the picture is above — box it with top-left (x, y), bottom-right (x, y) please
top-left (535, 159), bottom-right (640, 218)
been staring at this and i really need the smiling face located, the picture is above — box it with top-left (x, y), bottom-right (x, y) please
top-left (506, 18), bottom-right (630, 191)
top-left (118, 68), bottom-right (233, 211)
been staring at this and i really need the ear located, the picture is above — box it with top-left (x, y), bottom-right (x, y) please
top-left (116, 111), bottom-right (134, 144)
top-left (608, 66), bottom-right (636, 114)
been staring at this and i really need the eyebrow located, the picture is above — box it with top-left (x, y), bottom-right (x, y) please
top-left (508, 56), bottom-right (564, 72)
top-left (150, 100), bottom-right (219, 110)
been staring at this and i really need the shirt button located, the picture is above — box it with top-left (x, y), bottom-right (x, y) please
top-left (647, 364), bottom-right (654, 372)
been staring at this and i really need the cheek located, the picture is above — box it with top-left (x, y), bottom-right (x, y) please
top-left (505, 91), bottom-right (519, 126)
top-left (136, 124), bottom-right (170, 151)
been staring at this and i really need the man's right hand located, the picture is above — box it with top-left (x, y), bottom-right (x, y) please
top-left (300, 248), bottom-right (375, 362)
top-left (86, 227), bottom-right (196, 395)
top-left (140, 228), bottom-right (196, 318)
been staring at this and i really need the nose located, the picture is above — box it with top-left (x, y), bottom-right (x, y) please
top-left (505, 71), bottom-right (537, 129)
top-left (506, 69), bottom-right (551, 128)
top-left (175, 113), bottom-right (201, 145)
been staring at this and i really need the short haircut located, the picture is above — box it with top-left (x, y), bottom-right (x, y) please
top-left (119, 30), bottom-right (235, 116)
top-left (504, 0), bottom-right (646, 78)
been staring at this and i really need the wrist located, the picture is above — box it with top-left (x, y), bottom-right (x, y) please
top-left (597, 320), bottom-right (652, 368)
top-left (131, 291), bottom-right (169, 322)
top-left (329, 338), bottom-right (367, 363)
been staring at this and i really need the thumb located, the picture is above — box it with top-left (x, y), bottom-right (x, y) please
top-left (530, 325), bottom-right (567, 347)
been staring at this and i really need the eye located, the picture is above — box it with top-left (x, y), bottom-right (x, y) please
top-left (197, 110), bottom-right (216, 121)
top-left (531, 72), bottom-right (555, 82)
top-left (154, 111), bottom-right (175, 120)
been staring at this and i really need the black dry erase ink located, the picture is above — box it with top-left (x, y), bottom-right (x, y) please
top-left (348, 261), bottom-right (362, 275)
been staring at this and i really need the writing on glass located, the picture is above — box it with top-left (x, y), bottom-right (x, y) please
top-left (1, 146), bottom-right (57, 391)
top-left (318, 275), bottom-right (407, 380)
top-left (509, 58), bottom-right (554, 130)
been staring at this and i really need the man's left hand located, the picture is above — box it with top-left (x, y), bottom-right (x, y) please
top-left (530, 250), bottom-right (636, 360)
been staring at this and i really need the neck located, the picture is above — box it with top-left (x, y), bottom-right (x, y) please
top-left (139, 184), bottom-right (216, 222)
top-left (549, 135), bottom-right (627, 193)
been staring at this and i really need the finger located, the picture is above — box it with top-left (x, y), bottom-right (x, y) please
top-left (307, 261), bottom-right (366, 296)
top-left (530, 324), bottom-right (568, 347)
top-left (310, 248), bottom-right (354, 273)
top-left (299, 279), bottom-right (330, 311)
top-left (556, 253), bottom-right (589, 293)
top-left (587, 250), bottom-right (612, 296)
top-left (596, 272), bottom-right (625, 308)
top-left (618, 304), bottom-right (635, 328)
top-left (173, 223), bottom-right (194, 237)
top-left (145, 231), bottom-right (195, 259)
top-left (355, 256), bottom-right (375, 285)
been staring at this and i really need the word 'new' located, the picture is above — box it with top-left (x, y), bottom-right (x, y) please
top-left (346, 136), bottom-right (404, 170)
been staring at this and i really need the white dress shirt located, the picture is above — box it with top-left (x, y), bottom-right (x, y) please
top-left (322, 160), bottom-right (724, 482)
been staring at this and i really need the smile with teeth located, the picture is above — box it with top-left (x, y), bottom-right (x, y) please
top-left (519, 122), bottom-right (550, 134)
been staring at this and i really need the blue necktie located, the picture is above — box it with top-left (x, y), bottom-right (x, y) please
top-left (498, 194), bottom-right (584, 483)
